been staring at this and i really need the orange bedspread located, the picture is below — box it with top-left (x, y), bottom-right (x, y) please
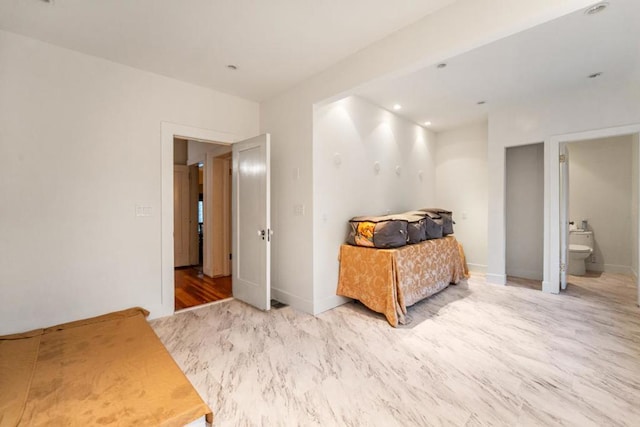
top-left (337, 236), bottom-right (468, 327)
top-left (0, 308), bottom-right (212, 427)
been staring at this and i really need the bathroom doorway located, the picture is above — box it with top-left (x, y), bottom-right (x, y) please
top-left (505, 143), bottom-right (544, 290)
top-left (558, 131), bottom-right (640, 306)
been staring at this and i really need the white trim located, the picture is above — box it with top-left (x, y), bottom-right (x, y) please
top-left (585, 264), bottom-right (635, 276)
top-left (546, 124), bottom-right (640, 295)
top-left (466, 263), bottom-right (488, 273)
top-left (314, 295), bottom-right (351, 315)
top-left (486, 273), bottom-right (506, 285)
top-left (271, 287), bottom-right (314, 314)
top-left (542, 281), bottom-right (556, 294)
top-left (505, 269), bottom-right (543, 281)
top-left (160, 122), bottom-right (237, 319)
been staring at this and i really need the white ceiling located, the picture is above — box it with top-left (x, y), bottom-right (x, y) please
top-left (0, 0), bottom-right (456, 101)
top-left (355, 0), bottom-right (640, 133)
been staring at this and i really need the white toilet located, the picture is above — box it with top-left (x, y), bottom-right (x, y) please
top-left (568, 230), bottom-right (593, 276)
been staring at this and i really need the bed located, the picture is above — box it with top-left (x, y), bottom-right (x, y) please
top-left (337, 235), bottom-right (468, 327)
top-left (0, 307), bottom-right (212, 427)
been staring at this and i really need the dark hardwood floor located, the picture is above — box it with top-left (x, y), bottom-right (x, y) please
top-left (174, 266), bottom-right (232, 310)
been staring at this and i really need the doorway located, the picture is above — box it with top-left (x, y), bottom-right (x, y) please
top-left (173, 137), bottom-right (232, 310)
top-left (161, 122), bottom-right (272, 319)
top-left (505, 143), bottom-right (544, 290)
top-left (558, 134), bottom-right (639, 306)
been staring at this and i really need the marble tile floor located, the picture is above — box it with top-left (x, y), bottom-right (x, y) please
top-left (151, 272), bottom-right (640, 426)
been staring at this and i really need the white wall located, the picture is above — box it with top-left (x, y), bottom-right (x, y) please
top-left (261, 0), bottom-right (592, 313)
top-left (261, 89), bottom-right (315, 312)
top-left (488, 79), bottom-right (640, 288)
top-left (568, 135), bottom-right (634, 274)
top-left (0, 30), bottom-right (258, 334)
top-left (312, 96), bottom-right (436, 313)
top-left (435, 122), bottom-right (488, 272)
top-left (632, 134), bottom-right (639, 279)
top-left (505, 143), bottom-right (544, 280)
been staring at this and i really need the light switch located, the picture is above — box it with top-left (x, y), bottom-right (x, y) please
top-left (135, 204), bottom-right (152, 217)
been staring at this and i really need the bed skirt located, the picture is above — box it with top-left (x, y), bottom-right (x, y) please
top-left (337, 236), bottom-right (468, 327)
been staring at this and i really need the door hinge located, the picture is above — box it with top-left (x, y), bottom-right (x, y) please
top-left (560, 262), bottom-right (567, 272)
top-left (559, 154), bottom-right (567, 163)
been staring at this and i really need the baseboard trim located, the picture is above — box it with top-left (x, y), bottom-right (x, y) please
top-left (542, 280), bottom-right (558, 294)
top-left (314, 295), bottom-right (351, 315)
top-left (466, 263), bottom-right (487, 273)
top-left (586, 263), bottom-right (634, 275)
top-left (271, 287), bottom-right (314, 314)
top-left (486, 273), bottom-right (506, 285)
top-left (506, 269), bottom-right (543, 281)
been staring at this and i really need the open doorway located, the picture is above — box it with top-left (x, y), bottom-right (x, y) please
top-left (505, 143), bottom-right (544, 291)
top-left (162, 122), bottom-right (272, 318)
top-left (173, 137), bottom-right (232, 310)
top-left (558, 134), bottom-right (639, 307)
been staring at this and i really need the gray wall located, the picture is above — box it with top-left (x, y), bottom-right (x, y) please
top-left (568, 135), bottom-right (634, 274)
top-left (506, 143), bottom-right (544, 280)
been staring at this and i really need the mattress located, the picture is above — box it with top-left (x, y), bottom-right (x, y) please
top-left (0, 308), bottom-right (212, 427)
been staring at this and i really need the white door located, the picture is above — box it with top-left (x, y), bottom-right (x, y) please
top-left (559, 144), bottom-right (570, 290)
top-left (173, 165), bottom-right (190, 267)
top-left (232, 134), bottom-right (271, 310)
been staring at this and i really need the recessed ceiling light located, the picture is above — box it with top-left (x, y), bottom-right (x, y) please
top-left (588, 72), bottom-right (603, 79)
top-left (423, 121), bottom-right (432, 126)
top-left (227, 64), bottom-right (238, 70)
top-left (437, 63), bottom-right (447, 69)
top-left (477, 101), bottom-right (487, 105)
top-left (393, 104), bottom-right (402, 110)
top-left (585, 2), bottom-right (609, 15)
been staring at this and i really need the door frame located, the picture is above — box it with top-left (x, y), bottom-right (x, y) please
top-left (161, 122), bottom-right (237, 318)
top-left (545, 123), bottom-right (640, 296)
top-left (188, 164), bottom-right (200, 266)
top-left (173, 164), bottom-right (191, 268)
top-left (204, 152), bottom-right (232, 278)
